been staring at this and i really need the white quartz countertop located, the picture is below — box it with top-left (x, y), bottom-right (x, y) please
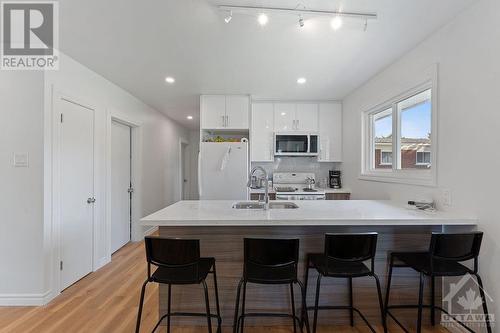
top-left (140, 200), bottom-right (477, 227)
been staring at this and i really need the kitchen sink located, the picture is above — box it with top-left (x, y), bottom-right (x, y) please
top-left (232, 202), bottom-right (299, 209)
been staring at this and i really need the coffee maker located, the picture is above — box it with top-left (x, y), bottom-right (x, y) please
top-left (329, 170), bottom-right (342, 189)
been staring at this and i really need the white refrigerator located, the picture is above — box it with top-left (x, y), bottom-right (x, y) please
top-left (198, 142), bottom-right (249, 200)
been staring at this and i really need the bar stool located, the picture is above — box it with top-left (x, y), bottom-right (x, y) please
top-left (135, 236), bottom-right (222, 333)
top-left (304, 233), bottom-right (386, 333)
top-left (385, 232), bottom-right (492, 333)
top-left (233, 238), bottom-right (310, 333)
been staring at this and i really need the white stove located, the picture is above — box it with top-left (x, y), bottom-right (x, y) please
top-left (273, 172), bottom-right (326, 200)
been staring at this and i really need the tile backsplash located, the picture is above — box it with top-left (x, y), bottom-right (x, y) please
top-left (251, 157), bottom-right (340, 186)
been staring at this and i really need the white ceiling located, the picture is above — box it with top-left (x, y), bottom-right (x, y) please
top-left (59, 0), bottom-right (477, 129)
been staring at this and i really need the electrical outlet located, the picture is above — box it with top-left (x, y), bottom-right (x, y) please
top-left (442, 189), bottom-right (452, 207)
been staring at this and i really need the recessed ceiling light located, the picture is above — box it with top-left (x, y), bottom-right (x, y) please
top-left (165, 76), bottom-right (175, 84)
top-left (331, 16), bottom-right (343, 31)
top-left (297, 77), bottom-right (307, 84)
top-left (187, 115), bottom-right (193, 120)
top-left (257, 13), bottom-right (268, 26)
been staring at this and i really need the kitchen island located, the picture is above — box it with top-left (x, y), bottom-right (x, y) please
top-left (141, 200), bottom-right (477, 327)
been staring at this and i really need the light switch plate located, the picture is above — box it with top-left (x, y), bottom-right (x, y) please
top-left (13, 152), bottom-right (29, 167)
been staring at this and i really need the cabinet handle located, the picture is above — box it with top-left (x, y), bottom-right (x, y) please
top-left (221, 115), bottom-right (225, 127)
top-left (296, 119), bottom-right (299, 130)
top-left (226, 115), bottom-right (229, 127)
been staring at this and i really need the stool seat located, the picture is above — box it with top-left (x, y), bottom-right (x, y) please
top-left (152, 257), bottom-right (215, 284)
top-left (391, 251), bottom-right (472, 277)
top-left (245, 261), bottom-right (297, 284)
top-left (308, 253), bottom-right (371, 278)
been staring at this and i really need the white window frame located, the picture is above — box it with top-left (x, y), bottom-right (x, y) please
top-left (415, 151), bottom-right (431, 166)
top-left (360, 76), bottom-right (438, 187)
top-left (380, 151), bottom-right (393, 165)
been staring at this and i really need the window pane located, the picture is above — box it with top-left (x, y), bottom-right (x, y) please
top-left (398, 89), bottom-right (431, 170)
top-left (373, 108), bottom-right (392, 169)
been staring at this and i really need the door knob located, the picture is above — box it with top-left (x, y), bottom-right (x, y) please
top-left (87, 197), bottom-right (96, 204)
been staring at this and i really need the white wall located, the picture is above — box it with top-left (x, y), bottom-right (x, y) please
top-left (0, 71), bottom-right (46, 303)
top-left (0, 53), bottom-right (189, 305)
top-left (342, 0), bottom-right (500, 324)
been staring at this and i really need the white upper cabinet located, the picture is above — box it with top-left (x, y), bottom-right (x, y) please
top-left (251, 103), bottom-right (274, 162)
top-left (296, 103), bottom-right (319, 131)
top-left (225, 95), bottom-right (249, 129)
top-left (318, 103), bottom-right (342, 162)
top-left (200, 95), bottom-right (249, 130)
top-left (273, 102), bottom-right (318, 132)
top-left (273, 103), bottom-right (295, 131)
top-left (201, 95), bottom-right (226, 129)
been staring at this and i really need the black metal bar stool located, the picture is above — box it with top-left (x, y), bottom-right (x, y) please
top-left (385, 232), bottom-right (492, 333)
top-left (233, 238), bottom-right (310, 333)
top-left (135, 236), bottom-right (222, 333)
top-left (304, 233), bottom-right (386, 333)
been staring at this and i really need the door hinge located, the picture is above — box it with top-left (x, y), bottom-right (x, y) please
top-left (60, 261), bottom-right (63, 271)
top-left (60, 113), bottom-right (63, 123)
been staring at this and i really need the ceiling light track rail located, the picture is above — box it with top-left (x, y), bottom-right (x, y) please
top-left (218, 5), bottom-right (377, 20)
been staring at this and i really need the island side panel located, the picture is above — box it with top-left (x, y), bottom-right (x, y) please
top-left (158, 225), bottom-right (441, 327)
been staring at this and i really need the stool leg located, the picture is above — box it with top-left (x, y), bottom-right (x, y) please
top-left (167, 284), bottom-right (172, 333)
top-left (290, 283), bottom-right (297, 333)
top-left (373, 274), bottom-right (387, 333)
top-left (312, 274), bottom-right (322, 333)
top-left (384, 255), bottom-right (394, 321)
top-left (297, 280), bottom-right (310, 333)
top-left (240, 281), bottom-right (247, 333)
top-left (135, 280), bottom-right (148, 333)
top-left (212, 264), bottom-right (222, 333)
top-left (202, 280), bottom-right (213, 333)
top-left (475, 273), bottom-right (493, 333)
top-left (416, 272), bottom-right (425, 333)
top-left (349, 277), bottom-right (354, 326)
top-left (301, 258), bottom-right (310, 329)
top-left (233, 279), bottom-right (243, 333)
top-left (430, 276), bottom-right (435, 326)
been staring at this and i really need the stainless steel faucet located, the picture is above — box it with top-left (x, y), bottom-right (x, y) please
top-left (247, 166), bottom-right (269, 209)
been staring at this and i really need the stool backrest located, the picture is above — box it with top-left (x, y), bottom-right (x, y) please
top-left (324, 233), bottom-right (378, 272)
top-left (144, 236), bottom-right (200, 278)
top-left (243, 238), bottom-right (299, 281)
top-left (429, 232), bottom-right (483, 272)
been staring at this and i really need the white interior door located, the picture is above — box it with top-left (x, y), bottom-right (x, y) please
top-left (111, 121), bottom-right (131, 254)
top-left (59, 98), bottom-right (95, 290)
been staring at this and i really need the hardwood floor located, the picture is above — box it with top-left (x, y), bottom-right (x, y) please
top-left (0, 240), bottom-right (449, 333)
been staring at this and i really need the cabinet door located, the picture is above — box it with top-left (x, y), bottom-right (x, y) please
top-left (296, 103), bottom-right (319, 131)
top-left (201, 95), bottom-right (226, 129)
top-left (226, 95), bottom-right (249, 129)
top-left (274, 103), bottom-right (295, 131)
top-left (318, 103), bottom-right (342, 161)
top-left (251, 103), bottom-right (274, 161)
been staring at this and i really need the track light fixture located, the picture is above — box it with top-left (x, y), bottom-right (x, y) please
top-left (218, 4), bottom-right (376, 31)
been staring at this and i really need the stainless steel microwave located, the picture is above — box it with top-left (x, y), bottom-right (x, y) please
top-left (274, 133), bottom-right (319, 156)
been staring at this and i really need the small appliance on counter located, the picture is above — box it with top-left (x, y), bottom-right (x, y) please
top-left (329, 170), bottom-right (342, 189)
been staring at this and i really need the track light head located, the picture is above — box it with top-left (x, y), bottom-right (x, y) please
top-left (224, 10), bottom-right (232, 23)
top-left (298, 15), bottom-right (304, 28)
top-left (258, 13), bottom-right (268, 26)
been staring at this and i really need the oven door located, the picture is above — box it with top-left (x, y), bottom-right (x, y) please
top-left (275, 134), bottom-right (310, 156)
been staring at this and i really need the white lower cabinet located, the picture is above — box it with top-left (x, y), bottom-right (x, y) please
top-left (318, 103), bottom-right (342, 162)
top-left (251, 103), bottom-right (274, 161)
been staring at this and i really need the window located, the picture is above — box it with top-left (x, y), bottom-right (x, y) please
top-left (362, 83), bottom-right (436, 186)
top-left (416, 151), bottom-right (431, 165)
top-left (380, 151), bottom-right (392, 165)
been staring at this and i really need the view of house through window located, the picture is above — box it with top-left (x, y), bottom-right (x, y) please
top-left (373, 108), bottom-right (392, 169)
top-left (371, 88), bottom-right (432, 171)
top-left (398, 89), bottom-right (432, 169)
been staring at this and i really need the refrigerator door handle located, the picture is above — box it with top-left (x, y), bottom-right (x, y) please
top-left (198, 150), bottom-right (202, 197)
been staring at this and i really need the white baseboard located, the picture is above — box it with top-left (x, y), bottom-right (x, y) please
top-left (0, 290), bottom-right (52, 306)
